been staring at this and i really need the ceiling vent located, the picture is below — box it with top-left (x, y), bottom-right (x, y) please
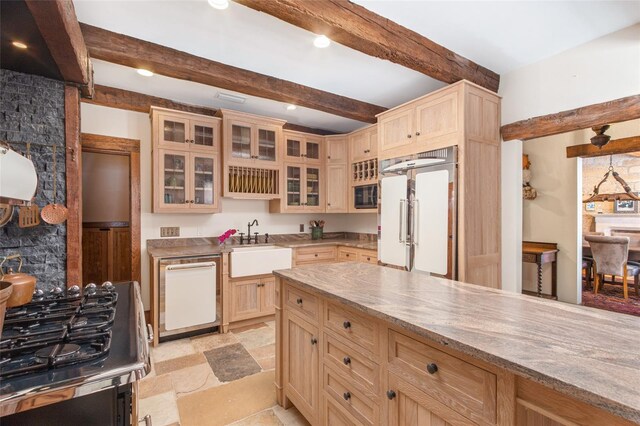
top-left (217, 92), bottom-right (246, 104)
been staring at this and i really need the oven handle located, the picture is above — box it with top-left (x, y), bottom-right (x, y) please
top-left (165, 262), bottom-right (216, 271)
top-left (139, 414), bottom-right (152, 426)
top-left (147, 324), bottom-right (154, 344)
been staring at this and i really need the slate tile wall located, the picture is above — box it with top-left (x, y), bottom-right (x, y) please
top-left (0, 69), bottom-right (67, 291)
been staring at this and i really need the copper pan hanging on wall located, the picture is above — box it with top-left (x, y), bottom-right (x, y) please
top-left (40, 145), bottom-right (68, 224)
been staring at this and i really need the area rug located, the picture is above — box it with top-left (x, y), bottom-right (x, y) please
top-left (203, 342), bottom-right (261, 382)
top-left (582, 283), bottom-right (640, 317)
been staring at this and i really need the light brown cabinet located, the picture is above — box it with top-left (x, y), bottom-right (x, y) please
top-left (349, 125), bottom-right (377, 162)
top-left (82, 225), bottom-right (131, 285)
top-left (270, 164), bottom-right (324, 213)
top-left (337, 247), bottom-right (377, 265)
top-left (229, 275), bottom-right (276, 322)
top-left (325, 136), bottom-right (348, 164)
top-left (283, 130), bottom-right (323, 164)
top-left (152, 108), bottom-right (222, 213)
top-left (221, 110), bottom-right (285, 166)
top-left (326, 164), bottom-right (348, 213)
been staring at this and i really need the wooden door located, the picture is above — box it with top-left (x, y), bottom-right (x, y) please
top-left (190, 118), bottom-right (219, 153)
top-left (285, 312), bottom-right (319, 422)
top-left (350, 130), bottom-right (370, 162)
top-left (157, 149), bottom-right (190, 211)
top-left (260, 276), bottom-right (276, 315)
top-left (387, 373), bottom-right (475, 426)
top-left (369, 129), bottom-right (378, 158)
top-left (255, 124), bottom-right (279, 164)
top-left (112, 227), bottom-right (131, 282)
top-left (189, 153), bottom-right (218, 212)
top-left (82, 228), bottom-right (110, 284)
top-left (414, 91), bottom-right (459, 150)
top-left (378, 106), bottom-right (414, 153)
top-left (228, 120), bottom-right (254, 162)
top-left (326, 136), bottom-right (348, 164)
top-left (284, 164), bottom-right (305, 212)
top-left (516, 401), bottom-right (566, 426)
top-left (304, 137), bottom-right (322, 164)
top-left (305, 166), bottom-right (323, 212)
top-left (230, 278), bottom-right (261, 322)
top-left (284, 133), bottom-right (304, 162)
top-left (157, 114), bottom-right (189, 149)
top-left (326, 164), bottom-right (348, 213)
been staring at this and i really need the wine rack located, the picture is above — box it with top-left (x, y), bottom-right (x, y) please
top-left (352, 158), bottom-right (378, 183)
top-left (228, 166), bottom-right (279, 195)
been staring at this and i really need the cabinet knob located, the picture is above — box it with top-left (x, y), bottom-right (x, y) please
top-left (345, 253), bottom-right (350, 257)
top-left (327, 203), bottom-right (331, 207)
top-left (343, 320), bottom-right (351, 329)
top-left (310, 337), bottom-right (318, 345)
top-left (343, 392), bottom-right (351, 401)
top-left (314, 253), bottom-right (318, 257)
top-left (343, 356), bottom-right (351, 365)
top-left (327, 155), bottom-right (331, 159)
top-left (416, 131), bottom-right (421, 136)
top-left (296, 297), bottom-right (303, 305)
top-left (386, 390), bottom-right (397, 400)
top-left (426, 363), bottom-right (438, 374)
top-left (366, 257), bottom-right (371, 261)
top-left (407, 134), bottom-right (412, 138)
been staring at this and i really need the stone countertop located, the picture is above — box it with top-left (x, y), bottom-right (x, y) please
top-left (273, 262), bottom-right (640, 423)
top-left (147, 239), bottom-right (377, 259)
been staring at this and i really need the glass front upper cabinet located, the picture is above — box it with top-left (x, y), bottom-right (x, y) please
top-left (257, 128), bottom-right (277, 162)
top-left (191, 153), bottom-right (217, 209)
top-left (286, 165), bottom-right (302, 207)
top-left (191, 121), bottom-right (216, 150)
top-left (159, 115), bottom-right (189, 147)
top-left (160, 150), bottom-right (188, 209)
top-left (231, 124), bottom-right (252, 159)
top-left (306, 167), bottom-right (320, 207)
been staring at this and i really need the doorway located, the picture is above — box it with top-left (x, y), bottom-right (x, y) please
top-left (81, 133), bottom-right (141, 285)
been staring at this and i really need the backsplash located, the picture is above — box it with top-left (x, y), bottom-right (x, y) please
top-left (0, 69), bottom-right (67, 291)
top-left (146, 232), bottom-right (377, 248)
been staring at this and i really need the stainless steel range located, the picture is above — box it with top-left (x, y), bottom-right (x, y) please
top-left (0, 281), bottom-right (150, 425)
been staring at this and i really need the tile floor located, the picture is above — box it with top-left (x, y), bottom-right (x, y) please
top-left (138, 321), bottom-right (310, 426)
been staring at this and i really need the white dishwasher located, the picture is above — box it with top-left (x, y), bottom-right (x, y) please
top-left (159, 255), bottom-right (219, 340)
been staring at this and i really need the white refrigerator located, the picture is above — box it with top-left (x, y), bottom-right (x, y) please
top-left (378, 147), bottom-right (457, 279)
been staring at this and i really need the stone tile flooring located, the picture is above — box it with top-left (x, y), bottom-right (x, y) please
top-left (139, 321), bottom-right (310, 426)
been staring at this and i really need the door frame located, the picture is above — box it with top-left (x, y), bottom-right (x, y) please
top-left (80, 133), bottom-right (141, 285)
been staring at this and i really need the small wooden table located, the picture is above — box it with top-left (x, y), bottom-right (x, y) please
top-left (523, 241), bottom-right (559, 299)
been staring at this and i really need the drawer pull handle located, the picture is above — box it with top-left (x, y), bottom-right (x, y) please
top-left (310, 337), bottom-right (318, 345)
top-left (343, 320), bottom-right (351, 329)
top-left (343, 356), bottom-right (351, 365)
top-left (314, 253), bottom-right (318, 257)
top-left (366, 257), bottom-right (371, 261)
top-left (296, 297), bottom-right (303, 305)
top-left (386, 390), bottom-right (396, 400)
top-left (343, 392), bottom-right (351, 401)
top-left (426, 363), bottom-right (438, 374)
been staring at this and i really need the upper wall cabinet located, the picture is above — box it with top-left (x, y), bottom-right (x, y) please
top-left (151, 107), bottom-right (222, 213)
top-left (325, 135), bottom-right (348, 164)
top-left (283, 130), bottom-right (323, 164)
top-left (349, 125), bottom-right (378, 162)
top-left (378, 85), bottom-right (461, 159)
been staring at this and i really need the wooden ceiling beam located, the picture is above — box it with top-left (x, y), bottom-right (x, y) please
top-left (501, 94), bottom-right (640, 141)
top-left (80, 23), bottom-right (385, 124)
top-left (566, 136), bottom-right (640, 158)
top-left (24, 0), bottom-right (94, 97)
top-left (233, 0), bottom-right (500, 92)
top-left (83, 85), bottom-right (339, 136)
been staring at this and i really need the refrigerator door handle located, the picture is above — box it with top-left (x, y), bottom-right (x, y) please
top-left (398, 199), bottom-right (406, 243)
top-left (412, 199), bottom-right (419, 246)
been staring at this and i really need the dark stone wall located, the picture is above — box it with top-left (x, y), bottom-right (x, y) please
top-left (0, 69), bottom-right (66, 291)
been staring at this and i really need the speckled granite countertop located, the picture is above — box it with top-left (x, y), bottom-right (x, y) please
top-left (274, 262), bottom-right (640, 423)
top-left (147, 239), bottom-right (377, 258)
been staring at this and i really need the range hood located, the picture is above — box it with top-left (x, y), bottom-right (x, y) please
top-left (0, 142), bottom-right (38, 202)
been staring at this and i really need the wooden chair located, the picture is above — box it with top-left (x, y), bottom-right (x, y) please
top-left (585, 235), bottom-right (640, 299)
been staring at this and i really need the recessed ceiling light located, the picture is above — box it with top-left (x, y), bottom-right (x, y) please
top-left (12, 41), bottom-right (28, 49)
top-left (313, 35), bottom-right (331, 48)
top-left (217, 92), bottom-right (246, 104)
top-left (208, 0), bottom-right (229, 10)
top-left (137, 69), bottom-right (154, 77)
top-left (286, 105), bottom-right (297, 111)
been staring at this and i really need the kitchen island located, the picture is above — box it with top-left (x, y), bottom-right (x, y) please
top-left (273, 262), bottom-right (640, 425)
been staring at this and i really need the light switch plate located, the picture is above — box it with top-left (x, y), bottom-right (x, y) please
top-left (161, 227), bottom-right (180, 237)
top-left (299, 224), bottom-right (304, 232)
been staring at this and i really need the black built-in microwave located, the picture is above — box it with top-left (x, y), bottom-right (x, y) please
top-left (354, 184), bottom-right (378, 209)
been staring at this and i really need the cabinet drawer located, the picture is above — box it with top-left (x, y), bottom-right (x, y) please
top-left (295, 246), bottom-right (337, 264)
top-left (324, 302), bottom-right (379, 356)
top-left (284, 284), bottom-right (319, 321)
top-left (323, 332), bottom-right (379, 393)
top-left (338, 247), bottom-right (359, 262)
top-left (324, 366), bottom-right (378, 426)
top-left (358, 250), bottom-right (377, 265)
top-left (388, 330), bottom-right (497, 424)
top-left (324, 394), bottom-right (365, 426)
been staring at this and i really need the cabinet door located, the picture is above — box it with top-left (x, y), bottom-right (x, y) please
top-left (326, 137), bottom-right (348, 164)
top-left (305, 166), bottom-right (323, 211)
top-left (190, 119), bottom-right (219, 152)
top-left (82, 228), bottom-right (110, 284)
top-left (285, 312), bottom-right (319, 422)
top-left (350, 131), bottom-right (370, 162)
top-left (158, 114), bottom-right (189, 148)
top-left (414, 92), bottom-right (459, 149)
top-left (229, 121), bottom-right (253, 160)
top-left (379, 107), bottom-right (414, 153)
top-left (256, 125), bottom-right (278, 163)
top-left (112, 227), bottom-right (131, 282)
top-left (285, 134), bottom-right (303, 162)
top-left (304, 137), bottom-right (322, 163)
top-left (189, 153), bottom-right (218, 211)
top-left (369, 130), bottom-right (378, 158)
top-left (387, 373), bottom-right (474, 426)
top-left (285, 165), bottom-right (304, 211)
top-left (260, 276), bottom-right (276, 315)
top-left (158, 149), bottom-right (190, 211)
top-left (230, 278), bottom-right (261, 322)
top-left (326, 164), bottom-right (348, 213)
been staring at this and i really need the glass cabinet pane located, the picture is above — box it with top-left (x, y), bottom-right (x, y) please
top-left (287, 166), bottom-right (301, 206)
top-left (193, 156), bottom-right (214, 206)
top-left (232, 124), bottom-right (252, 159)
top-left (163, 153), bottom-right (187, 205)
top-left (258, 129), bottom-right (276, 161)
top-left (306, 142), bottom-right (320, 160)
top-left (306, 167), bottom-right (320, 207)
top-left (163, 120), bottom-right (186, 144)
top-left (193, 124), bottom-right (214, 148)
top-left (287, 138), bottom-right (301, 158)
